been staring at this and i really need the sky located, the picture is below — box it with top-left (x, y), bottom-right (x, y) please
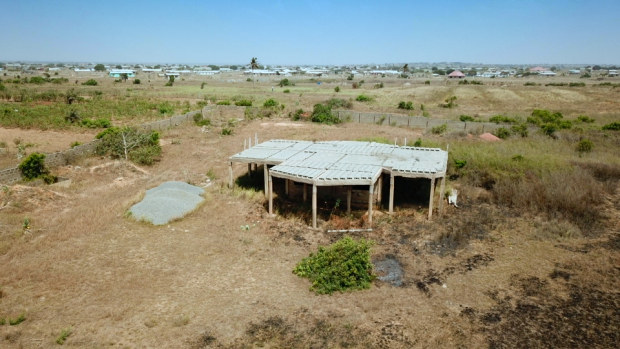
top-left (3, 0), bottom-right (619, 66)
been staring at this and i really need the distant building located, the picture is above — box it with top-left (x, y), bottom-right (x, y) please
top-left (539, 71), bottom-right (557, 76)
top-left (74, 68), bottom-right (94, 72)
top-left (142, 68), bottom-right (162, 72)
top-left (5, 63), bottom-right (22, 71)
top-left (109, 69), bottom-right (136, 78)
top-left (608, 70), bottom-right (618, 77)
top-left (529, 66), bottom-right (547, 73)
top-left (569, 69), bottom-right (581, 74)
top-left (447, 70), bottom-right (466, 78)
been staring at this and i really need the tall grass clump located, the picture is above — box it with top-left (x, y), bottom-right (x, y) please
top-left (293, 237), bottom-right (374, 294)
top-left (311, 103), bottom-right (340, 125)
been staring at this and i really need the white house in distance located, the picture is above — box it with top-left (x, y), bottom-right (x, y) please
top-left (608, 70), bottom-right (618, 77)
top-left (539, 70), bottom-right (557, 76)
top-left (109, 69), bottom-right (136, 78)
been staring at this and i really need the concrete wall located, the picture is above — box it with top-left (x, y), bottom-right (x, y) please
top-left (335, 110), bottom-right (503, 133)
top-left (0, 110), bottom-right (201, 185)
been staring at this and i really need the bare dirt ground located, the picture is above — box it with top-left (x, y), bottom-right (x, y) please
top-left (0, 119), bottom-right (618, 348)
top-left (0, 127), bottom-right (97, 168)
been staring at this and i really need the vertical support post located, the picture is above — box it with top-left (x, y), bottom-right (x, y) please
top-left (404, 137), bottom-right (407, 146)
top-left (303, 183), bottom-right (307, 202)
top-left (377, 175), bottom-right (383, 208)
top-left (263, 165), bottom-right (269, 198)
top-left (368, 183), bottom-right (374, 227)
top-left (428, 177), bottom-right (436, 220)
top-left (268, 174), bottom-right (273, 215)
top-left (438, 176), bottom-right (446, 216)
top-left (347, 186), bottom-right (352, 214)
top-left (389, 172), bottom-right (395, 214)
top-left (312, 184), bottom-right (317, 228)
top-left (228, 162), bottom-right (233, 188)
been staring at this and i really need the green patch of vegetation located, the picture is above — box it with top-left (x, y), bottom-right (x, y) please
top-left (325, 98), bottom-right (352, 109)
top-left (81, 118), bottom-right (111, 128)
top-left (133, 78), bottom-right (141, 85)
top-left (9, 313), bottom-right (26, 326)
top-left (293, 237), bottom-right (374, 295)
top-left (263, 98), bottom-right (278, 108)
top-left (278, 78), bottom-right (293, 87)
top-left (70, 141), bottom-right (81, 148)
top-left (431, 124), bottom-right (447, 135)
top-left (524, 82), bottom-right (540, 86)
top-left (81, 79), bottom-right (98, 86)
top-left (440, 96), bottom-right (457, 108)
top-left (577, 115), bottom-right (595, 123)
top-left (290, 108), bottom-right (304, 121)
top-left (334, 86), bottom-right (340, 93)
top-left (494, 127), bottom-right (511, 139)
top-left (19, 153), bottom-right (51, 181)
top-left (458, 79), bottom-right (483, 85)
top-left (602, 122), bottom-right (620, 131)
top-left (459, 115), bottom-right (475, 122)
top-left (193, 113), bottom-right (211, 126)
top-left (545, 82), bottom-right (567, 87)
top-left (221, 127), bottom-right (233, 135)
top-left (235, 100), bottom-right (252, 107)
top-left (398, 101), bottom-right (414, 110)
top-left (511, 124), bottom-right (529, 137)
top-left (569, 82), bottom-right (585, 87)
top-left (310, 103), bottom-right (340, 125)
top-left (56, 328), bottom-right (72, 345)
top-left (95, 127), bottom-right (161, 165)
top-left (576, 139), bottom-right (593, 154)
top-left (283, 89), bottom-right (290, 93)
top-left (216, 100), bottom-right (230, 105)
top-left (355, 94), bottom-right (372, 102)
top-left (527, 109), bottom-right (572, 136)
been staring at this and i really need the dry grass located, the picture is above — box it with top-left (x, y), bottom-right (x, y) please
top-left (0, 75), bottom-right (619, 347)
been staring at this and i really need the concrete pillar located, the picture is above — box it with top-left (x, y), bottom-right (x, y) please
top-left (347, 186), bottom-right (352, 215)
top-left (263, 165), bottom-right (269, 198)
top-left (377, 175), bottom-right (383, 208)
top-left (428, 177), bottom-right (436, 220)
top-left (438, 176), bottom-right (446, 216)
top-left (368, 183), bottom-right (374, 227)
top-left (312, 184), bottom-right (317, 228)
top-left (228, 162), bottom-right (233, 188)
top-left (268, 174), bottom-right (273, 215)
top-left (389, 172), bottom-right (395, 214)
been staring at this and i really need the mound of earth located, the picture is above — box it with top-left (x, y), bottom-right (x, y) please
top-left (129, 181), bottom-right (204, 225)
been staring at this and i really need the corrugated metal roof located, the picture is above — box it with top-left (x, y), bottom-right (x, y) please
top-left (230, 140), bottom-right (448, 185)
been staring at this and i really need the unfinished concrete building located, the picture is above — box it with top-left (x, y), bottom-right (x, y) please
top-left (229, 140), bottom-right (449, 228)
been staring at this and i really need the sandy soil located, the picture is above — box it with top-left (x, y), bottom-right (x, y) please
top-left (0, 120), bottom-right (618, 348)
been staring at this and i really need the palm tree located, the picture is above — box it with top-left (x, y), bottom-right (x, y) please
top-left (250, 57), bottom-right (258, 87)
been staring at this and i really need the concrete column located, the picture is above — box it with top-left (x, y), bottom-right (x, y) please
top-left (438, 176), bottom-right (446, 216)
top-left (312, 184), bottom-right (317, 228)
top-left (268, 174), bottom-right (273, 215)
top-left (428, 177), bottom-right (436, 220)
top-left (377, 175), bottom-right (383, 208)
top-left (263, 165), bottom-right (269, 198)
top-left (228, 162), bottom-right (233, 188)
top-left (389, 172), bottom-right (395, 214)
top-left (368, 183), bottom-right (374, 227)
top-left (347, 186), bottom-right (352, 214)
top-left (303, 184), bottom-right (307, 202)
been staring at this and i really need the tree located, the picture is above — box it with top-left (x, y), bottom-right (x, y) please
top-left (250, 57), bottom-right (259, 88)
top-left (120, 73), bottom-right (128, 82)
top-left (94, 64), bottom-right (105, 72)
top-left (402, 63), bottom-right (409, 73)
top-left (115, 65), bottom-right (122, 69)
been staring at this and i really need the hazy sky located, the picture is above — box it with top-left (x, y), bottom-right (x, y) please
top-left (3, 0), bottom-right (619, 65)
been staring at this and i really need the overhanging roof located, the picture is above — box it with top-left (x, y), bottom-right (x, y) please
top-left (230, 140), bottom-right (448, 186)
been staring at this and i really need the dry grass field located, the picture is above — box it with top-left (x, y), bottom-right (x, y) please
top-left (0, 71), bottom-right (619, 347)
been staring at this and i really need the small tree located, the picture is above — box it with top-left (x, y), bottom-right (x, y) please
top-left (94, 64), bottom-right (105, 72)
top-left (165, 75), bottom-right (174, 86)
top-left (19, 153), bottom-right (49, 180)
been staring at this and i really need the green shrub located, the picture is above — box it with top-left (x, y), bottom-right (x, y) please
top-left (495, 127), bottom-right (511, 139)
top-left (293, 237), bottom-right (374, 295)
top-left (193, 113), bottom-right (211, 126)
top-left (511, 124), bottom-right (529, 137)
top-left (355, 94), bottom-right (372, 102)
top-left (283, 89), bottom-right (290, 93)
top-left (8, 313), bottom-right (26, 326)
top-left (216, 100), bottom-right (230, 105)
top-left (334, 86), bottom-right (340, 93)
top-left (576, 139), bottom-right (593, 153)
top-left (263, 98), bottom-right (278, 107)
top-left (81, 79), bottom-right (98, 86)
top-left (70, 141), bottom-right (81, 148)
top-left (541, 123), bottom-right (557, 136)
top-left (29, 76), bottom-right (47, 84)
top-left (56, 328), bottom-right (72, 345)
top-left (424, 80), bottom-right (430, 85)
top-left (95, 127), bottom-right (161, 164)
top-left (311, 103), bottom-right (340, 125)
top-left (278, 78), bottom-right (292, 87)
top-left (291, 109), bottom-right (304, 121)
top-left (133, 78), bottom-right (141, 85)
top-left (602, 122), bottom-right (620, 131)
top-left (576, 115), bottom-right (595, 123)
top-left (489, 115), bottom-right (517, 124)
top-left (413, 138), bottom-right (422, 147)
top-left (325, 98), bottom-right (352, 109)
top-left (431, 124), bottom-right (447, 134)
top-left (19, 153), bottom-right (48, 180)
top-left (221, 127), bottom-right (233, 135)
top-left (81, 118), bottom-right (111, 128)
top-left (459, 115), bottom-right (475, 122)
top-left (398, 101), bottom-right (414, 110)
top-left (158, 102), bottom-right (174, 115)
top-left (235, 100), bottom-right (252, 106)
top-left (65, 110), bottom-right (81, 124)
top-left (569, 82), bottom-right (585, 87)
top-left (454, 159), bottom-right (467, 169)
top-left (524, 82), bottom-right (539, 86)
